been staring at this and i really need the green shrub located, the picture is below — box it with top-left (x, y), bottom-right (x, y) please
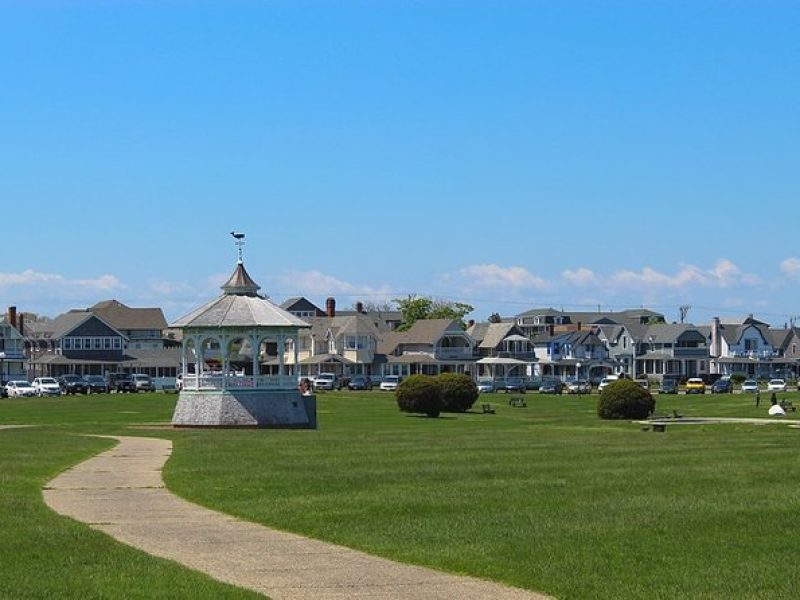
top-left (597, 379), bottom-right (655, 420)
top-left (437, 373), bottom-right (478, 413)
top-left (396, 375), bottom-right (442, 418)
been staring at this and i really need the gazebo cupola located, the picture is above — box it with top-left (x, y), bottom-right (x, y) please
top-left (170, 234), bottom-right (315, 428)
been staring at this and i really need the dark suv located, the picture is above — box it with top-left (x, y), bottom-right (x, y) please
top-left (106, 372), bottom-right (136, 393)
top-left (711, 378), bottom-right (732, 394)
top-left (58, 374), bottom-right (88, 395)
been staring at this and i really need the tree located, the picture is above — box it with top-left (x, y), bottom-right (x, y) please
top-left (488, 312), bottom-right (502, 323)
top-left (395, 295), bottom-right (474, 331)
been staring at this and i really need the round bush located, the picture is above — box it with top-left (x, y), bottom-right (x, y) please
top-left (597, 379), bottom-right (655, 420)
top-left (437, 373), bottom-right (478, 413)
top-left (396, 375), bottom-right (442, 418)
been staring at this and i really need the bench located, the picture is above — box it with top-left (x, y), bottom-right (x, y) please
top-left (508, 396), bottom-right (527, 408)
top-left (482, 403), bottom-right (495, 414)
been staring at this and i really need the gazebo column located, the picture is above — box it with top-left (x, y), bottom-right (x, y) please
top-left (250, 333), bottom-right (259, 385)
top-left (220, 334), bottom-right (228, 390)
top-left (293, 334), bottom-right (299, 377)
top-left (278, 335), bottom-right (286, 382)
top-left (193, 335), bottom-right (202, 390)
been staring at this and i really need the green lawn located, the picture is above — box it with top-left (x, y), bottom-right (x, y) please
top-left (2, 390), bottom-right (800, 599)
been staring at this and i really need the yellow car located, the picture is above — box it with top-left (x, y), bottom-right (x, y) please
top-left (685, 378), bottom-right (706, 394)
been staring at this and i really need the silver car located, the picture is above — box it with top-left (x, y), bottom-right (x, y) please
top-left (6, 380), bottom-right (36, 397)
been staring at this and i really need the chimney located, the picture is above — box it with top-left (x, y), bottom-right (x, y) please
top-left (325, 297), bottom-right (336, 318)
top-left (18, 313), bottom-right (25, 336)
top-left (8, 306), bottom-right (17, 330)
top-left (577, 321), bottom-right (582, 331)
top-left (355, 301), bottom-right (364, 313)
top-left (549, 324), bottom-right (555, 337)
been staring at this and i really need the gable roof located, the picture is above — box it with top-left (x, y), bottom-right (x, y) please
top-left (33, 311), bottom-right (126, 340)
top-left (89, 300), bottom-right (168, 331)
top-left (377, 319), bottom-right (469, 355)
top-left (280, 297), bottom-right (323, 314)
top-left (467, 322), bottom-right (520, 349)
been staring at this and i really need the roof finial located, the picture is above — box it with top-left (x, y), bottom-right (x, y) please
top-left (230, 231), bottom-right (245, 264)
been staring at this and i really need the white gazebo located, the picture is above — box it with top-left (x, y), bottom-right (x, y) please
top-left (170, 237), bottom-right (315, 428)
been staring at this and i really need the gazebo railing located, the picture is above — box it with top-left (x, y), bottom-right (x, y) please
top-left (182, 374), bottom-right (298, 391)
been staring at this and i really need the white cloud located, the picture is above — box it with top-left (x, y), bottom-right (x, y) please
top-left (277, 270), bottom-right (393, 300)
top-left (780, 257), bottom-right (800, 280)
top-left (0, 269), bottom-right (125, 292)
top-left (562, 267), bottom-right (599, 287)
top-left (446, 264), bottom-right (550, 290)
top-left (610, 259), bottom-right (759, 290)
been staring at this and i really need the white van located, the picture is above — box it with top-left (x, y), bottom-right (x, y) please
top-left (597, 375), bottom-right (620, 394)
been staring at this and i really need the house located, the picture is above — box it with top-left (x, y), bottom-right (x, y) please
top-left (709, 316), bottom-right (793, 378)
top-left (0, 307), bottom-right (26, 384)
top-left (87, 300), bottom-right (170, 351)
top-left (530, 327), bottom-right (612, 381)
top-left (515, 307), bottom-right (665, 338)
top-left (24, 303), bottom-right (180, 382)
top-left (287, 313), bottom-right (384, 380)
top-left (377, 319), bottom-right (475, 378)
top-left (467, 321), bottom-right (536, 379)
top-left (598, 322), bottom-right (709, 380)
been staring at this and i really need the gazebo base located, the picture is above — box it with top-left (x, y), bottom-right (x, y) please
top-left (172, 390), bottom-right (316, 429)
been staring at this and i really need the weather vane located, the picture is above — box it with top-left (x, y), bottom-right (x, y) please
top-left (230, 231), bottom-right (245, 263)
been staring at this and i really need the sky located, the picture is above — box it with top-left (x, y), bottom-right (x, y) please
top-left (1, 1), bottom-right (799, 327)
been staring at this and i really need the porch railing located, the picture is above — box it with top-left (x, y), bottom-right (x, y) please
top-left (182, 374), bottom-right (298, 391)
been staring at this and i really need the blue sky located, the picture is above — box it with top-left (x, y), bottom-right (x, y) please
top-left (1, 1), bottom-right (799, 326)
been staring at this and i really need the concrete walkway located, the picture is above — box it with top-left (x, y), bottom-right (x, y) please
top-left (44, 436), bottom-right (548, 600)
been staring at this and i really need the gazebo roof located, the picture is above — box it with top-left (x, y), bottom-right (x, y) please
top-left (171, 262), bottom-right (309, 329)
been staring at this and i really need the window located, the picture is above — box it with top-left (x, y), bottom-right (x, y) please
top-left (94, 338), bottom-right (102, 349)
top-left (744, 338), bottom-right (758, 351)
top-left (113, 338), bottom-right (121, 350)
top-left (64, 338), bottom-right (73, 350)
top-left (104, 338), bottom-right (112, 350)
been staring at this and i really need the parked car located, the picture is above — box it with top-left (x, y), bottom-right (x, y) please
top-left (503, 377), bottom-right (526, 393)
top-left (567, 380), bottom-right (591, 394)
top-left (525, 377), bottom-right (542, 391)
top-left (347, 375), bottom-right (373, 391)
top-left (685, 378), bottom-right (706, 394)
top-left (476, 378), bottom-right (496, 393)
top-left (58, 374), bottom-right (88, 395)
top-left (379, 375), bottom-right (401, 391)
top-left (313, 373), bottom-right (341, 391)
top-left (131, 374), bottom-right (154, 392)
top-left (659, 378), bottom-right (678, 394)
top-left (711, 378), bottom-right (733, 394)
top-left (106, 372), bottom-right (136, 393)
top-left (32, 377), bottom-right (62, 397)
top-left (539, 380), bottom-right (564, 394)
top-left (597, 375), bottom-right (620, 394)
top-left (6, 380), bottom-right (36, 397)
top-left (767, 379), bottom-right (787, 392)
top-left (741, 379), bottom-right (760, 393)
top-left (84, 375), bottom-right (109, 394)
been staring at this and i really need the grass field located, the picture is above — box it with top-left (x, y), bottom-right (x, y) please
top-left (2, 389), bottom-right (800, 599)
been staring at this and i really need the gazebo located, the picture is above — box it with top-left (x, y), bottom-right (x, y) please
top-left (170, 238), bottom-right (315, 428)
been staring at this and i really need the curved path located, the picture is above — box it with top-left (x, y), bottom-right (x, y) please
top-left (44, 436), bottom-right (548, 600)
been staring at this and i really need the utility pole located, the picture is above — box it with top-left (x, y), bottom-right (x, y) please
top-left (679, 305), bottom-right (691, 324)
